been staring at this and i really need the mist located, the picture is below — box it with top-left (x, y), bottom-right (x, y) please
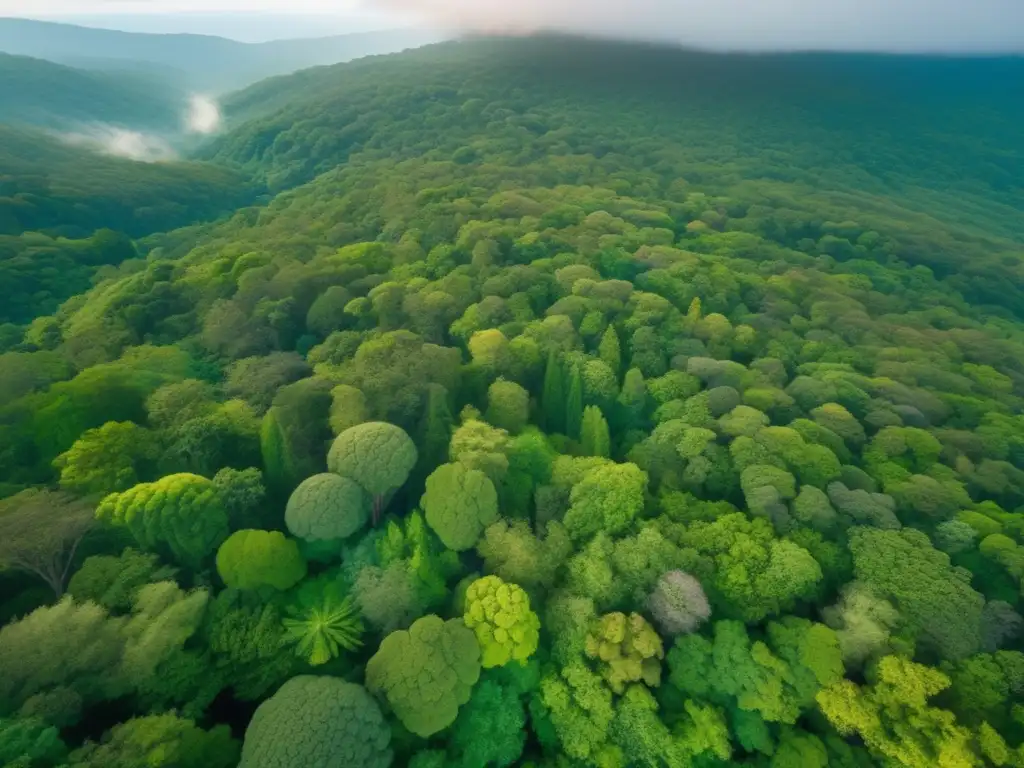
top-left (186, 95), bottom-right (222, 135)
top-left (60, 125), bottom-right (177, 161)
top-left (381, 0), bottom-right (1024, 53)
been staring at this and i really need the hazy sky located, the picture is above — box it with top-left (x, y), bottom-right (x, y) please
top-left (4, 0), bottom-right (1024, 52)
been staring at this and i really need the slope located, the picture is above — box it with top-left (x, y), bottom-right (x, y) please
top-left (0, 125), bottom-right (260, 324)
top-left (2, 35), bottom-right (1024, 768)
top-left (0, 18), bottom-right (446, 93)
top-left (0, 52), bottom-right (182, 130)
top-left (204, 35), bottom-right (1024, 315)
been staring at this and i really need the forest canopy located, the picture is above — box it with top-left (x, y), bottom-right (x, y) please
top-left (0, 32), bottom-right (1022, 768)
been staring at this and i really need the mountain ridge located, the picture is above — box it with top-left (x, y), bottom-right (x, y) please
top-left (0, 18), bottom-right (447, 92)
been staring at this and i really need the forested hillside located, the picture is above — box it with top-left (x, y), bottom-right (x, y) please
top-left (0, 126), bottom-right (259, 325)
top-left (0, 53), bottom-right (182, 130)
top-left (1, 34), bottom-right (1024, 768)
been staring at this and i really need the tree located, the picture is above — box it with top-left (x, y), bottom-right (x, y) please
top-left (450, 419), bottom-right (509, 483)
top-left (579, 405), bottom-right (611, 458)
top-left (282, 573), bottom-right (363, 666)
top-left (259, 377), bottom-right (333, 495)
top-left (416, 383), bottom-right (455, 481)
top-left (670, 512), bottom-right (822, 622)
top-left (669, 618), bottom-right (843, 728)
top-left (327, 384), bottom-right (368, 434)
top-left (0, 716), bottom-right (67, 767)
top-left (448, 675), bottom-right (527, 768)
top-left (598, 326), bottom-right (622, 378)
top-left (0, 598), bottom-right (125, 715)
top-left (848, 527), bottom-right (984, 660)
top-left (821, 583), bottom-right (901, 668)
top-left (67, 548), bottom-right (176, 614)
top-left (541, 350), bottom-right (566, 433)
top-left (537, 662), bottom-right (617, 764)
top-left (584, 612), bottom-right (664, 694)
top-left (463, 576), bottom-right (541, 668)
top-left (54, 421), bottom-right (156, 497)
top-left (353, 562), bottom-right (424, 634)
top-left (477, 520), bottom-right (572, 593)
top-left (486, 378), bottom-right (530, 434)
top-left (327, 421), bottom-right (418, 523)
top-left (239, 676), bottom-right (391, 768)
top-left (66, 714), bottom-right (237, 768)
top-left (365, 615), bottom-right (481, 737)
top-left (647, 570), bottom-right (710, 636)
top-left (565, 363), bottom-right (584, 440)
top-left (201, 590), bottom-right (296, 703)
top-left (616, 367), bottom-right (647, 432)
top-left (212, 467), bottom-right (267, 530)
top-left (422, 463), bottom-right (499, 551)
top-left (96, 474), bottom-right (229, 569)
top-left (284, 473), bottom-right (370, 543)
top-left (563, 462), bottom-right (647, 542)
top-left (215, 530), bottom-right (307, 591)
top-left (0, 490), bottom-right (95, 598)
top-left (224, 353), bottom-right (311, 413)
top-left (817, 656), bottom-right (982, 768)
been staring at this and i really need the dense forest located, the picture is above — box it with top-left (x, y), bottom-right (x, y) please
top-left (0, 125), bottom-right (259, 325)
top-left (1, 33), bottom-right (1024, 768)
top-left (0, 53), bottom-right (185, 131)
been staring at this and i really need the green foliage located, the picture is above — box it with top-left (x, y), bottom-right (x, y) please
top-left (563, 462), bottom-right (647, 542)
top-left (239, 676), bottom-right (391, 768)
top-left (53, 421), bottom-right (156, 497)
top-left (448, 674), bottom-right (528, 768)
top-left (669, 618), bottom-right (844, 729)
top-left (817, 656), bottom-right (986, 768)
top-left (282, 573), bottom-right (363, 666)
top-left (66, 713), bottom-right (238, 768)
top-left (580, 405), bottom-right (611, 458)
top-left (285, 472), bottom-right (370, 543)
top-left (0, 716), bottom-right (66, 767)
top-left (849, 527), bottom-right (984, 660)
top-left (96, 473), bottom-right (229, 568)
top-left (422, 463), bottom-right (499, 551)
top-left (584, 612), bottom-right (664, 694)
top-left (0, 490), bottom-right (96, 598)
top-left (4, 31), bottom-right (1024, 766)
top-left (365, 615), bottom-right (481, 737)
top-left (477, 520), bottom-right (572, 592)
top-left (668, 512), bottom-right (823, 622)
top-left (215, 530), bottom-right (307, 591)
top-left (463, 576), bottom-right (541, 668)
top-left (260, 378), bottom-right (333, 495)
top-left (327, 421), bottom-right (418, 519)
top-left (486, 378), bottom-right (530, 435)
top-left (67, 549), bottom-right (176, 614)
top-left (0, 598), bottom-right (124, 715)
top-left (542, 350), bottom-right (566, 434)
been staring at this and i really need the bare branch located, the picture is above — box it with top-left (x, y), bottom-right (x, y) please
top-left (0, 490), bottom-right (95, 598)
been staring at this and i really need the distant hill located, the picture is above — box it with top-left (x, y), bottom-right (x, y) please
top-left (0, 124), bottom-right (256, 239)
top-left (0, 18), bottom-right (446, 93)
top-left (204, 35), bottom-right (1024, 315)
top-left (0, 53), bottom-right (182, 130)
top-left (0, 124), bottom-right (260, 324)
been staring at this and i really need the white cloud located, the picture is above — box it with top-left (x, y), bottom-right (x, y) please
top-left (60, 124), bottom-right (177, 161)
top-left (185, 94), bottom-right (221, 134)
top-left (376, 0), bottom-right (1024, 52)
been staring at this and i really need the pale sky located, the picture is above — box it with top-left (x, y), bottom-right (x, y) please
top-left (3, 0), bottom-right (380, 13)
top-left (4, 0), bottom-right (1023, 52)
